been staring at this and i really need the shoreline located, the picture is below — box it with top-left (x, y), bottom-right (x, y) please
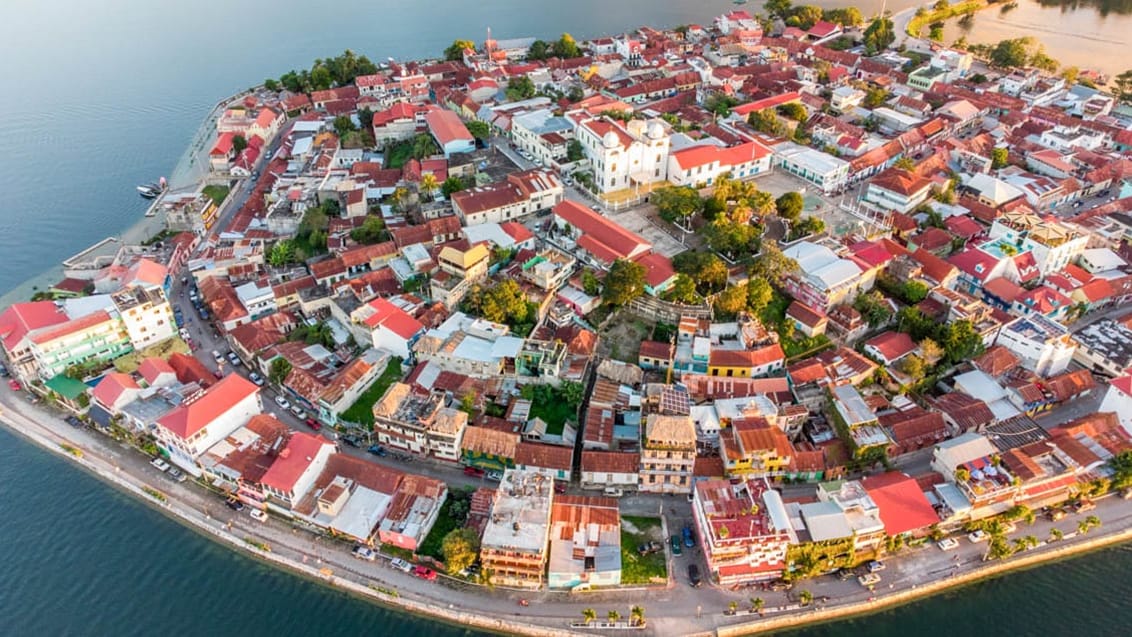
top-left (5, 399), bottom-right (1132, 637)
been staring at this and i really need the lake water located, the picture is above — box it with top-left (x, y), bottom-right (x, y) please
top-left (2, 1), bottom-right (1131, 635)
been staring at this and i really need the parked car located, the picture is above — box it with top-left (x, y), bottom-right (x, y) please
top-left (289, 404), bottom-right (305, 419)
top-left (769, 579), bottom-right (793, 592)
top-left (485, 470), bottom-right (503, 482)
top-left (179, 328), bottom-right (191, 341)
top-left (866, 560), bottom-right (886, 573)
top-left (836, 568), bottom-right (855, 581)
top-left (967, 529), bottom-right (988, 543)
top-left (227, 352), bottom-right (242, 366)
top-left (0, 363), bottom-right (9, 377)
top-left (1046, 508), bottom-right (1067, 521)
top-left (463, 466), bottom-right (485, 477)
top-left (8, 379), bottom-right (22, 391)
top-left (670, 535), bottom-right (683, 556)
top-left (212, 350), bottom-right (224, 365)
top-left (858, 573), bottom-right (882, 587)
top-left (391, 558), bottom-right (413, 572)
top-left (273, 395), bottom-right (291, 410)
top-left (603, 487), bottom-right (624, 498)
top-left (249, 509), bottom-right (268, 522)
top-left (1075, 500), bottom-right (1097, 513)
top-left (305, 417), bottom-right (322, 431)
top-left (682, 526), bottom-right (695, 548)
top-left (367, 444), bottom-right (387, 457)
top-left (248, 372), bottom-right (265, 386)
top-left (352, 546), bottom-right (377, 562)
top-left (65, 416), bottom-right (84, 428)
top-left (340, 435), bottom-right (362, 448)
top-left (412, 565), bottom-right (438, 581)
top-left (150, 458), bottom-right (171, 472)
top-left (937, 538), bottom-right (960, 551)
top-left (554, 481), bottom-right (567, 494)
top-left (167, 468), bottom-right (187, 483)
top-left (226, 497), bottom-right (245, 512)
top-left (687, 564), bottom-right (702, 588)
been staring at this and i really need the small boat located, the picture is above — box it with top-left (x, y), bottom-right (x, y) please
top-left (733, 0), bottom-right (748, 4)
top-left (137, 186), bottom-right (159, 198)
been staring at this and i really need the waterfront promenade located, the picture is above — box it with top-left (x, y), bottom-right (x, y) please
top-left (6, 384), bottom-right (1132, 637)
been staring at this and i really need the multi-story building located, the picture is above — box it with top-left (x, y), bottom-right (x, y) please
top-left (451, 169), bottom-right (563, 226)
top-left (371, 383), bottom-right (468, 461)
top-left (429, 244), bottom-right (490, 309)
top-left (1072, 320), bottom-right (1132, 378)
top-left (153, 374), bottom-right (262, 475)
top-left (574, 117), bottom-right (670, 193)
top-left (781, 241), bottom-right (871, 311)
top-left (692, 477), bottom-right (795, 586)
top-left (666, 141), bottom-right (773, 187)
top-left (377, 474), bottom-right (449, 552)
top-left (719, 418), bottom-right (794, 477)
top-left (862, 168), bottom-right (933, 214)
top-left (931, 432), bottom-right (1018, 515)
top-left (706, 344), bottom-right (786, 378)
top-left (479, 468), bottom-right (555, 589)
top-left (349, 297), bottom-right (426, 358)
top-left (639, 414), bottom-right (696, 494)
top-left (28, 309), bottom-right (133, 380)
top-left (831, 384), bottom-right (893, 460)
top-left (510, 108), bottom-right (574, 165)
top-left (547, 495), bottom-right (622, 589)
top-left (110, 285), bottom-right (176, 351)
top-left (258, 432), bottom-right (337, 507)
top-left (994, 314), bottom-right (1076, 377)
top-left (519, 249), bottom-right (576, 292)
top-left (772, 142), bottom-right (849, 194)
top-left (988, 211), bottom-right (1088, 277)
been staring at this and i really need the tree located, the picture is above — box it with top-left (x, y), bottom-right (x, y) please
top-left (1049, 528), bottom-right (1064, 542)
top-left (652, 185), bottom-right (703, 227)
top-left (232, 135), bottom-right (248, 154)
top-left (705, 93), bottom-right (741, 117)
top-left (310, 65), bottom-right (333, 91)
top-left (419, 173), bottom-right (439, 202)
top-left (715, 284), bottom-right (749, 318)
top-left (441, 528), bottom-right (480, 574)
top-left (268, 357), bottom-right (292, 387)
top-left (991, 147), bottom-right (1009, 169)
top-left (333, 115), bottom-right (357, 137)
top-left (790, 216), bottom-right (825, 240)
top-left (581, 270), bottom-right (601, 296)
top-left (943, 320), bottom-right (984, 364)
top-left (263, 78), bottom-right (280, 92)
top-left (527, 39), bottom-right (551, 61)
top-left (704, 220), bottom-right (759, 259)
top-left (629, 606), bottom-right (645, 626)
top-left (989, 37), bottom-right (1032, 68)
top-left (552, 33), bottom-right (581, 59)
top-left (798, 590), bottom-right (814, 606)
top-left (357, 107), bottom-right (374, 132)
top-left (893, 156), bottom-right (915, 171)
top-left (466, 280), bottom-right (531, 325)
top-left (560, 381), bottom-right (585, 407)
top-left (899, 354), bottom-right (926, 384)
top-left (1114, 69), bottom-right (1132, 104)
top-left (663, 274), bottom-right (699, 304)
top-left (1110, 450), bottom-right (1132, 491)
top-left (458, 391), bottom-right (477, 416)
top-left (607, 610), bottom-right (621, 623)
top-left (444, 39), bottom-right (475, 61)
top-left (411, 133), bottom-right (439, 160)
top-left (466, 120), bottom-right (491, 142)
top-left (823, 7), bottom-right (864, 27)
top-left (673, 251), bottom-right (729, 294)
top-left (765, 0), bottom-right (794, 18)
top-left (566, 139), bottom-right (584, 162)
top-left (933, 0), bottom-right (950, 10)
top-left (602, 259), bottom-right (647, 306)
top-left (854, 291), bottom-right (892, 328)
top-left (749, 243), bottom-right (799, 287)
top-left (790, 6), bottom-right (824, 30)
top-left (777, 102), bottom-right (808, 123)
top-left (506, 76), bottom-right (536, 101)
top-left (746, 278), bottom-right (774, 317)
top-left (582, 609), bottom-right (597, 625)
top-left (267, 240), bottom-right (297, 266)
top-left (865, 87), bottom-right (891, 109)
top-left (389, 187), bottom-right (410, 212)
top-left (901, 280), bottom-right (930, 304)
top-left (775, 192), bottom-right (805, 221)
top-left (749, 109), bottom-right (785, 136)
top-left (863, 17), bottom-right (895, 55)
top-left (919, 338), bottom-right (945, 367)
top-left (350, 216), bottom-right (388, 245)
top-left (441, 176), bottom-right (468, 198)
top-left (750, 597), bottom-right (765, 613)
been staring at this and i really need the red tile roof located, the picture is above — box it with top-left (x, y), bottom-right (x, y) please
top-left (425, 109), bottom-right (473, 146)
top-left (553, 200), bottom-right (650, 262)
top-left (860, 471), bottom-right (939, 536)
top-left (708, 344), bottom-right (785, 369)
top-left (0, 301), bottom-right (68, 350)
top-left (91, 372), bottom-right (139, 408)
top-left (29, 310), bottom-right (114, 345)
top-left (259, 432), bottom-right (334, 493)
top-left (362, 298), bottom-right (426, 339)
top-left (864, 331), bottom-right (916, 363)
top-left (157, 374), bottom-right (259, 440)
top-left (581, 450), bottom-right (640, 475)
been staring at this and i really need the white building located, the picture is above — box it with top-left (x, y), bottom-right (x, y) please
top-left (1098, 375), bottom-right (1132, 434)
top-left (574, 117), bottom-right (670, 193)
top-left (349, 297), bottom-right (426, 359)
top-left (234, 280), bottom-right (277, 320)
top-left (111, 285), bottom-right (176, 351)
top-left (153, 375), bottom-right (263, 475)
top-left (993, 314), bottom-right (1076, 377)
top-left (450, 169), bottom-right (563, 225)
top-left (258, 432), bottom-right (337, 507)
top-left (988, 211), bottom-right (1088, 277)
top-left (862, 168), bottom-right (933, 214)
top-left (772, 142), bottom-right (849, 194)
top-left (830, 86), bottom-right (865, 113)
top-left (666, 140), bottom-right (773, 187)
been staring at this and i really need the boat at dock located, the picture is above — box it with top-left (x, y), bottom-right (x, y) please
top-left (135, 177), bottom-right (168, 199)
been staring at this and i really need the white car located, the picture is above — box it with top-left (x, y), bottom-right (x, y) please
top-left (248, 372), bottom-right (265, 386)
top-left (274, 395), bottom-right (291, 410)
top-left (391, 558), bottom-right (413, 573)
top-left (150, 458), bottom-right (171, 472)
top-left (226, 352), bottom-right (242, 367)
top-left (937, 538), bottom-right (960, 551)
top-left (858, 573), bottom-right (882, 587)
top-left (290, 404), bottom-right (305, 419)
top-left (249, 509), bottom-right (268, 522)
top-left (967, 529), bottom-right (988, 543)
top-left (352, 546), bottom-right (377, 562)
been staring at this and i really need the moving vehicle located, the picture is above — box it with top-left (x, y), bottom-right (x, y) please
top-left (687, 564), bottom-right (702, 588)
top-left (273, 395), bottom-right (291, 410)
top-left (967, 529), bottom-right (988, 543)
top-left (352, 546), bottom-right (377, 561)
top-left (412, 565), bottom-right (438, 581)
top-left (305, 417), bottom-right (322, 431)
top-left (391, 558), bottom-right (413, 573)
top-left (937, 538), bottom-right (960, 551)
top-left (670, 535), bottom-right (683, 556)
top-left (150, 458), bottom-right (171, 472)
top-left (249, 509), bottom-right (268, 522)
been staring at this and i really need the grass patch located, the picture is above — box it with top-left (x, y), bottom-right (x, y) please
top-left (338, 358), bottom-right (403, 427)
top-left (384, 141), bottom-right (414, 170)
top-left (529, 400), bottom-right (574, 436)
top-left (781, 333), bottom-right (832, 360)
top-left (416, 490), bottom-right (470, 562)
top-left (759, 290), bottom-right (791, 327)
top-left (620, 515), bottom-right (667, 585)
top-left (113, 337), bottom-right (191, 374)
top-left (521, 383), bottom-right (582, 437)
top-left (382, 544), bottom-right (415, 562)
top-left (202, 184), bottom-right (230, 206)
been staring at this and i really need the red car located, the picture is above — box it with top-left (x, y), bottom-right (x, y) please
top-left (554, 481), bottom-right (568, 494)
top-left (8, 380), bottom-right (22, 391)
top-left (304, 417), bottom-right (322, 431)
top-left (463, 466), bottom-right (485, 477)
top-left (412, 565), bottom-right (437, 581)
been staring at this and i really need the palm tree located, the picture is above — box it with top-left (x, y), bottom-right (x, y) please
top-left (582, 608), bottom-right (596, 625)
top-left (1085, 515), bottom-right (1101, 530)
top-left (799, 590), bottom-right (813, 606)
top-left (390, 186), bottom-right (409, 212)
top-left (629, 605), bottom-right (644, 626)
top-left (1049, 528), bottom-right (1063, 542)
top-left (607, 609), bottom-right (621, 623)
top-left (1078, 520), bottom-right (1091, 535)
top-left (420, 173), bottom-right (439, 203)
top-left (750, 597), bottom-right (765, 614)
top-left (728, 601), bottom-right (738, 615)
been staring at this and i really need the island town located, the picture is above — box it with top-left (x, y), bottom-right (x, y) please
top-left (6, 3), bottom-right (1132, 635)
